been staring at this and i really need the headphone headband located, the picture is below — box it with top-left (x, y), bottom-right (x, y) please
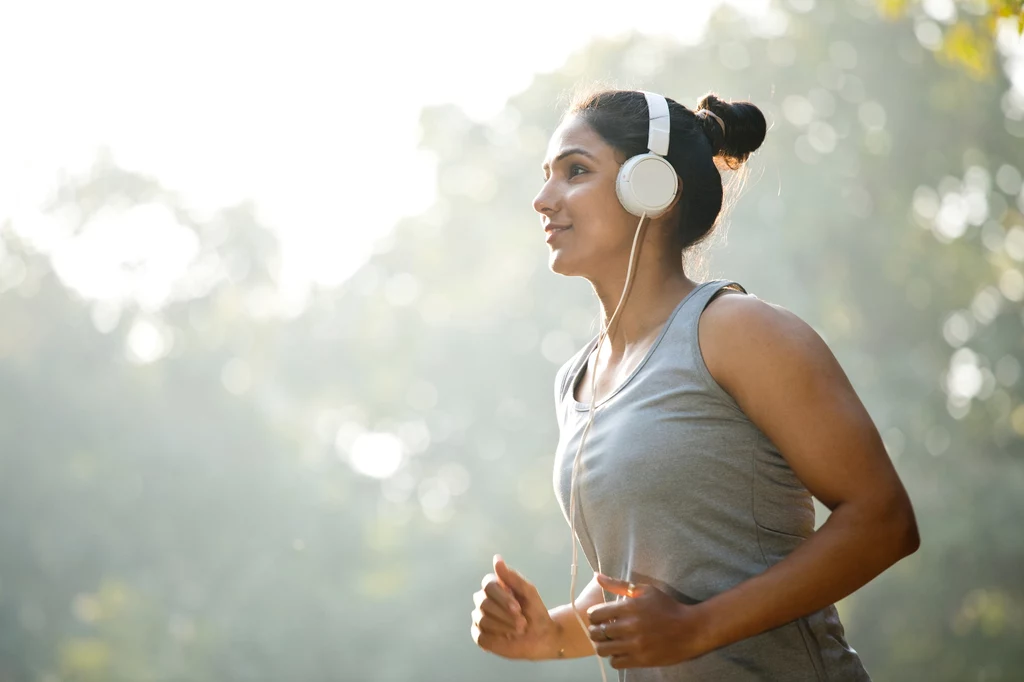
top-left (642, 91), bottom-right (671, 157)
top-left (614, 90), bottom-right (678, 218)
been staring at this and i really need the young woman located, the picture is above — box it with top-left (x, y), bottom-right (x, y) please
top-left (470, 87), bottom-right (919, 681)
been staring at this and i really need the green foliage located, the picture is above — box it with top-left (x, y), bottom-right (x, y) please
top-left (0, 0), bottom-right (1022, 680)
top-left (878, 0), bottom-right (1024, 78)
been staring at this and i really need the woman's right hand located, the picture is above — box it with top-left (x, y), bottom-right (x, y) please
top-left (471, 554), bottom-right (561, 661)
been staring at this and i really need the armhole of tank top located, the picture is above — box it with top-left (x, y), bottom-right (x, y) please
top-left (555, 338), bottom-right (596, 407)
top-left (690, 280), bottom-right (748, 418)
top-left (554, 362), bottom-right (568, 413)
top-left (554, 357), bottom-right (574, 412)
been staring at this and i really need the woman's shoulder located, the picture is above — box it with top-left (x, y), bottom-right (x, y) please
top-left (698, 290), bottom-right (836, 402)
top-left (700, 288), bottom-right (816, 341)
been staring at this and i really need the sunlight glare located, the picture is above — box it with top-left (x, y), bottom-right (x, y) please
top-left (348, 432), bottom-right (404, 479)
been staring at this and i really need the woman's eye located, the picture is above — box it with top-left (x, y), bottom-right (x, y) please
top-left (540, 165), bottom-right (586, 183)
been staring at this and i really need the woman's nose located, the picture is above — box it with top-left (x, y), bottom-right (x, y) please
top-left (532, 181), bottom-right (558, 216)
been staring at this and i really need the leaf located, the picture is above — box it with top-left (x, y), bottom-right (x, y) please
top-left (941, 22), bottom-right (995, 80)
top-left (878, 0), bottom-right (908, 19)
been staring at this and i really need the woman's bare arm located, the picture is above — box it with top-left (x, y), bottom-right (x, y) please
top-left (691, 293), bottom-right (920, 653)
top-left (545, 573), bottom-right (608, 659)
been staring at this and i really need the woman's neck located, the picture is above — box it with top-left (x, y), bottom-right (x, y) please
top-left (592, 269), bottom-right (697, 359)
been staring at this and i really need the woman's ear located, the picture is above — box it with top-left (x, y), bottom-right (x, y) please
top-left (652, 184), bottom-right (684, 238)
top-left (663, 180), bottom-right (684, 216)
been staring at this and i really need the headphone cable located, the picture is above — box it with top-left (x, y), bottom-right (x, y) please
top-left (568, 212), bottom-right (648, 682)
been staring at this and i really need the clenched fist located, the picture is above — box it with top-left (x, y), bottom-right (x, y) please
top-left (471, 554), bottom-right (561, 661)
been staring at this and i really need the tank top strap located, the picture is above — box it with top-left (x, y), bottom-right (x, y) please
top-left (559, 280), bottom-right (747, 404)
top-left (658, 279), bottom-right (734, 339)
top-left (666, 278), bottom-right (749, 412)
top-left (679, 278), bottom-right (753, 337)
top-left (681, 279), bottom-right (748, 322)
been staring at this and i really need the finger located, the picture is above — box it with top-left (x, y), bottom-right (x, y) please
top-left (494, 555), bottom-right (534, 599)
top-left (493, 558), bottom-right (544, 618)
top-left (476, 597), bottom-right (524, 632)
top-left (472, 606), bottom-right (523, 635)
top-left (609, 653), bottom-right (638, 670)
top-left (482, 578), bottom-right (522, 616)
top-left (472, 622), bottom-right (521, 658)
top-left (481, 572), bottom-right (516, 600)
top-left (473, 587), bottom-right (515, 616)
top-left (593, 638), bottom-right (635, 659)
top-left (493, 555), bottom-right (521, 594)
top-left (595, 572), bottom-right (644, 598)
top-left (587, 601), bottom-right (626, 625)
top-left (471, 594), bottom-right (514, 627)
top-left (471, 623), bottom-right (499, 651)
top-left (588, 620), bottom-right (627, 643)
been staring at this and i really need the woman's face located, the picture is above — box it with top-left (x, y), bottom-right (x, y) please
top-left (533, 115), bottom-right (637, 278)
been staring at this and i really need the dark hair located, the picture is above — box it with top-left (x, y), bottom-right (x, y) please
top-left (565, 87), bottom-right (766, 257)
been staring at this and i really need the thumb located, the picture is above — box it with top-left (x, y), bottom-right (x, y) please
top-left (596, 572), bottom-right (643, 598)
top-left (493, 554), bottom-right (514, 588)
top-left (493, 555), bottom-right (524, 599)
top-left (493, 554), bottom-right (524, 591)
top-left (493, 556), bottom-right (542, 613)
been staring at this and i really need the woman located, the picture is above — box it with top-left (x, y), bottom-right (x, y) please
top-left (469, 87), bottom-right (919, 680)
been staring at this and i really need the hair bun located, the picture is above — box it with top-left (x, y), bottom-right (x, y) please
top-left (695, 93), bottom-right (767, 168)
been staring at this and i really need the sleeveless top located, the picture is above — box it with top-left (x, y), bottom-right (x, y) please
top-left (552, 280), bottom-right (871, 681)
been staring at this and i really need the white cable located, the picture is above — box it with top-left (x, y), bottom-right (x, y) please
top-left (568, 212), bottom-right (648, 682)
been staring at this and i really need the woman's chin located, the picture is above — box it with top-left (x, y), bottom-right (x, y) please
top-left (548, 251), bottom-right (572, 276)
top-left (548, 254), bottom-right (586, 278)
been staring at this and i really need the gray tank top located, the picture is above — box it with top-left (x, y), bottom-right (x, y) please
top-left (552, 279), bottom-right (871, 681)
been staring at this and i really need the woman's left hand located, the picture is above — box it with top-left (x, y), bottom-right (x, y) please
top-left (586, 573), bottom-right (710, 669)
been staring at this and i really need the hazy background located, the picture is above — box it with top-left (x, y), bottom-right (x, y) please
top-left (1, 0), bottom-right (1022, 680)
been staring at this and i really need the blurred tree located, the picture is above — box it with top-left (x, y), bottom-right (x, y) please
top-left (878, 0), bottom-right (1023, 78)
top-left (0, 0), bottom-right (1022, 680)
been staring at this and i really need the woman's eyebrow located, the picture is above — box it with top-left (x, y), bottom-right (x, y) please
top-left (541, 147), bottom-right (596, 172)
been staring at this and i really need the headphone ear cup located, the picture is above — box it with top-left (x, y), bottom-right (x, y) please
top-left (615, 153), bottom-right (680, 218)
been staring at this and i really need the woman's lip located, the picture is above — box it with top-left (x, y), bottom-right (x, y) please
top-left (545, 225), bottom-right (572, 243)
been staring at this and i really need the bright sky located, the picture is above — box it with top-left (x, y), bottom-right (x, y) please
top-left (0, 0), bottom-right (771, 310)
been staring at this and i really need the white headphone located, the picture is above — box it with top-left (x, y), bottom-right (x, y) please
top-left (614, 91), bottom-right (679, 218)
top-left (568, 91), bottom-right (677, 682)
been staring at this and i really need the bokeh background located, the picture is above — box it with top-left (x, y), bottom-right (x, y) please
top-left (1, 0), bottom-right (1023, 680)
